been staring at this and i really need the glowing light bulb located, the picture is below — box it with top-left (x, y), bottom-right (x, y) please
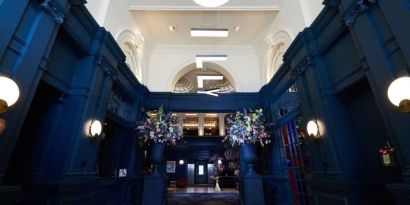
top-left (0, 76), bottom-right (20, 112)
top-left (89, 120), bottom-right (102, 137)
top-left (387, 77), bottom-right (410, 112)
top-left (193, 0), bottom-right (229, 7)
top-left (307, 120), bottom-right (319, 138)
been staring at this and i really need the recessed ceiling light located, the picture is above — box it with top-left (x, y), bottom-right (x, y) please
top-left (197, 75), bottom-right (224, 88)
top-left (169, 25), bottom-right (177, 31)
top-left (193, 0), bottom-right (229, 7)
top-left (191, 28), bottom-right (229, 37)
top-left (195, 54), bottom-right (228, 68)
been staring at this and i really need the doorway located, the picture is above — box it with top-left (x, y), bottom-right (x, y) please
top-left (195, 161), bottom-right (208, 184)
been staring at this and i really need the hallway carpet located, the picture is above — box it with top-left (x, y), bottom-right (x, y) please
top-left (167, 193), bottom-right (240, 205)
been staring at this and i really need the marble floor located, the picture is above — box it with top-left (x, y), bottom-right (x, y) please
top-left (167, 187), bottom-right (240, 205)
top-left (167, 187), bottom-right (239, 194)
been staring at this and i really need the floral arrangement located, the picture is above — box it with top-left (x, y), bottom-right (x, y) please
top-left (137, 106), bottom-right (182, 145)
top-left (224, 108), bottom-right (271, 147)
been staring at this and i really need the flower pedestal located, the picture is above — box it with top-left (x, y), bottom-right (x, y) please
top-left (240, 144), bottom-right (265, 205)
top-left (142, 175), bottom-right (166, 205)
top-left (151, 143), bottom-right (165, 176)
top-left (241, 144), bottom-right (257, 176)
top-left (241, 175), bottom-right (265, 205)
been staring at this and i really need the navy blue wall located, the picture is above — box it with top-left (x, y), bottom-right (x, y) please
top-left (260, 0), bottom-right (410, 204)
top-left (1, 0), bottom-right (410, 205)
top-left (0, 1), bottom-right (147, 204)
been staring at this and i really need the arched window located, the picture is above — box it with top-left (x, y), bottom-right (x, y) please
top-left (171, 63), bottom-right (236, 94)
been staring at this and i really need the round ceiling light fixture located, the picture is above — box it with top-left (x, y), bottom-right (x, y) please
top-left (193, 0), bottom-right (229, 8)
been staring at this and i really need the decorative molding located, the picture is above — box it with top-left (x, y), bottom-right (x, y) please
top-left (69, 0), bottom-right (87, 6)
top-left (323, 0), bottom-right (341, 7)
top-left (343, 0), bottom-right (377, 26)
top-left (290, 56), bottom-right (315, 80)
top-left (38, 0), bottom-right (65, 24)
top-left (96, 56), bottom-right (118, 81)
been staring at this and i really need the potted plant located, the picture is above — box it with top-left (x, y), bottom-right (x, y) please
top-left (137, 106), bottom-right (182, 175)
top-left (224, 108), bottom-right (271, 175)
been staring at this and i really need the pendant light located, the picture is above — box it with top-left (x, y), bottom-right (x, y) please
top-left (193, 0), bottom-right (229, 8)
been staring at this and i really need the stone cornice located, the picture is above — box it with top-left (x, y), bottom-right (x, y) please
top-left (35, 0), bottom-right (65, 24)
top-left (343, 0), bottom-right (377, 26)
top-left (96, 56), bottom-right (118, 81)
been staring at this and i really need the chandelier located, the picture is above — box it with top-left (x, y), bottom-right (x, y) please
top-left (193, 0), bottom-right (229, 7)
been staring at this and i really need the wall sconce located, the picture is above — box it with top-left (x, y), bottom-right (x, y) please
top-left (387, 77), bottom-right (410, 113)
top-left (217, 159), bottom-right (222, 165)
top-left (307, 120), bottom-right (320, 139)
top-left (378, 141), bottom-right (397, 167)
top-left (179, 159), bottom-right (184, 165)
top-left (0, 76), bottom-right (20, 113)
top-left (88, 120), bottom-right (103, 140)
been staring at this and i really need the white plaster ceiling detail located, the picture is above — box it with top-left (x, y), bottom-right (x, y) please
top-left (129, 0), bottom-right (280, 11)
top-left (172, 68), bottom-right (235, 93)
top-left (173, 77), bottom-right (195, 93)
top-left (131, 10), bottom-right (277, 46)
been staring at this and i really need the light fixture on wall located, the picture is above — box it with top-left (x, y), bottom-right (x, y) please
top-left (307, 120), bottom-right (320, 139)
top-left (217, 159), bottom-right (222, 165)
top-left (179, 159), bottom-right (185, 165)
top-left (193, 0), bottom-right (229, 7)
top-left (387, 77), bottom-right (410, 113)
top-left (88, 120), bottom-right (103, 140)
top-left (191, 28), bottom-right (229, 38)
top-left (0, 76), bottom-right (20, 113)
top-left (195, 55), bottom-right (227, 68)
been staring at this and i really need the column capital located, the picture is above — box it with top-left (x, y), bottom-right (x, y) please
top-left (35, 0), bottom-right (65, 24)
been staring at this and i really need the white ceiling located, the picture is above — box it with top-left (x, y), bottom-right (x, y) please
top-left (129, 0), bottom-right (280, 11)
top-left (131, 10), bottom-right (278, 45)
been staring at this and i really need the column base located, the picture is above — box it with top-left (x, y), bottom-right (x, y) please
top-left (142, 175), bottom-right (166, 205)
top-left (241, 175), bottom-right (265, 205)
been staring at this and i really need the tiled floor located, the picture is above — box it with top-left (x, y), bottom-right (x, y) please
top-left (167, 187), bottom-right (239, 194)
top-left (167, 188), bottom-right (240, 205)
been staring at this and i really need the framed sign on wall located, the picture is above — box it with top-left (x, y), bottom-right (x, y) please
top-left (166, 161), bottom-right (176, 173)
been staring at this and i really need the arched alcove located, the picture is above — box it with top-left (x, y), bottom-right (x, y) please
top-left (264, 31), bottom-right (293, 83)
top-left (117, 30), bottom-right (144, 82)
top-left (169, 62), bottom-right (237, 93)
